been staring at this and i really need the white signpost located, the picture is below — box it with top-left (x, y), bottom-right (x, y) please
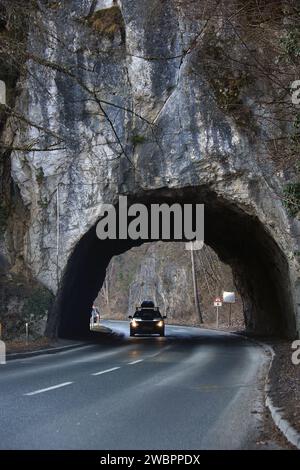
top-left (222, 291), bottom-right (236, 326)
top-left (0, 80), bottom-right (6, 105)
top-left (214, 297), bottom-right (222, 327)
top-left (25, 322), bottom-right (29, 345)
top-left (0, 322), bottom-right (5, 365)
top-left (0, 340), bottom-right (5, 365)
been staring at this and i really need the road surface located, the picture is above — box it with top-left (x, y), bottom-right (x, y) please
top-left (0, 321), bottom-right (274, 449)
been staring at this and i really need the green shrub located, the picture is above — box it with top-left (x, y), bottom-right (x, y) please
top-left (131, 134), bottom-right (146, 145)
top-left (38, 198), bottom-right (49, 209)
top-left (36, 167), bottom-right (45, 185)
top-left (22, 286), bottom-right (54, 324)
top-left (283, 182), bottom-right (300, 217)
top-left (280, 28), bottom-right (300, 60)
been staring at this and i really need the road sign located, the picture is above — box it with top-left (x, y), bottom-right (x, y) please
top-left (223, 291), bottom-right (235, 303)
top-left (222, 291), bottom-right (235, 327)
top-left (214, 298), bottom-right (222, 327)
top-left (214, 298), bottom-right (222, 307)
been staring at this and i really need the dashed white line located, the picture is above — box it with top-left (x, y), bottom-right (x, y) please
top-left (24, 382), bottom-right (73, 396)
top-left (147, 345), bottom-right (171, 358)
top-left (91, 366), bottom-right (120, 376)
top-left (128, 359), bottom-right (144, 365)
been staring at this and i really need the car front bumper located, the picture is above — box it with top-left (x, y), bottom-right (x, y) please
top-left (130, 321), bottom-right (164, 335)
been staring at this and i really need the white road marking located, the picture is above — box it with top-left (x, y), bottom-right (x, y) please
top-left (128, 359), bottom-right (143, 365)
top-left (147, 345), bottom-right (172, 358)
top-left (91, 366), bottom-right (120, 376)
top-left (24, 382), bottom-right (73, 396)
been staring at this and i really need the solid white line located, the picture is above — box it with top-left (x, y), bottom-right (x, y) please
top-left (128, 359), bottom-right (144, 365)
top-left (25, 381), bottom-right (73, 396)
top-left (91, 366), bottom-right (120, 376)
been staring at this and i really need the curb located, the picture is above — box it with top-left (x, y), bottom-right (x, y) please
top-left (6, 325), bottom-right (115, 361)
top-left (263, 344), bottom-right (300, 449)
top-left (6, 342), bottom-right (88, 360)
top-left (265, 394), bottom-right (300, 449)
top-left (223, 331), bottom-right (300, 449)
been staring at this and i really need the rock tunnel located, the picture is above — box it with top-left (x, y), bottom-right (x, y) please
top-left (46, 186), bottom-right (296, 340)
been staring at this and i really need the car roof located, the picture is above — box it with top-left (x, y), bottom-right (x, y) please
top-left (141, 300), bottom-right (155, 307)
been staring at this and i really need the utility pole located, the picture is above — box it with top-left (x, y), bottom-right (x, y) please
top-left (56, 184), bottom-right (60, 288)
top-left (228, 303), bottom-right (232, 327)
top-left (190, 245), bottom-right (203, 324)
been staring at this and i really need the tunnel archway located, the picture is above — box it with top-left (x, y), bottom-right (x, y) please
top-left (46, 186), bottom-right (296, 340)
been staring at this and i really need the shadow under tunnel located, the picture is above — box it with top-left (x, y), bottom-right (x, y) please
top-left (46, 187), bottom-right (296, 340)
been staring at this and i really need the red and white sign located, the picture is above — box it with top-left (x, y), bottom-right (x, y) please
top-left (214, 297), bottom-right (222, 307)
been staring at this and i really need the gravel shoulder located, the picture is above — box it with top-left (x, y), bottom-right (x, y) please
top-left (268, 341), bottom-right (300, 438)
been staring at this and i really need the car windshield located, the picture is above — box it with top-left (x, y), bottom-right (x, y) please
top-left (134, 310), bottom-right (162, 320)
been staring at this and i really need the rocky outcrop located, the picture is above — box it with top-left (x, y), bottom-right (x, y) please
top-left (0, 0), bottom-right (299, 338)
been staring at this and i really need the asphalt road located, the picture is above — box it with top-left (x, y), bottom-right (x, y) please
top-left (0, 321), bottom-right (274, 450)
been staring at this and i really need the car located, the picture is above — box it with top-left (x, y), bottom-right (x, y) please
top-left (90, 306), bottom-right (100, 326)
top-left (129, 301), bottom-right (167, 337)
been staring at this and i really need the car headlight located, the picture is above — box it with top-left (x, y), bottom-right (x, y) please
top-left (157, 320), bottom-right (164, 327)
top-left (132, 320), bottom-right (138, 327)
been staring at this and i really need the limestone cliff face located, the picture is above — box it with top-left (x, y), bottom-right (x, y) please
top-left (1, 0), bottom-right (300, 338)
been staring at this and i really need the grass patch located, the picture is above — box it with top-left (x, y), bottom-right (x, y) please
top-left (6, 337), bottom-right (51, 353)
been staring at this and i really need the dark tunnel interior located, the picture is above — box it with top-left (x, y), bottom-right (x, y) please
top-left (45, 186), bottom-right (296, 340)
